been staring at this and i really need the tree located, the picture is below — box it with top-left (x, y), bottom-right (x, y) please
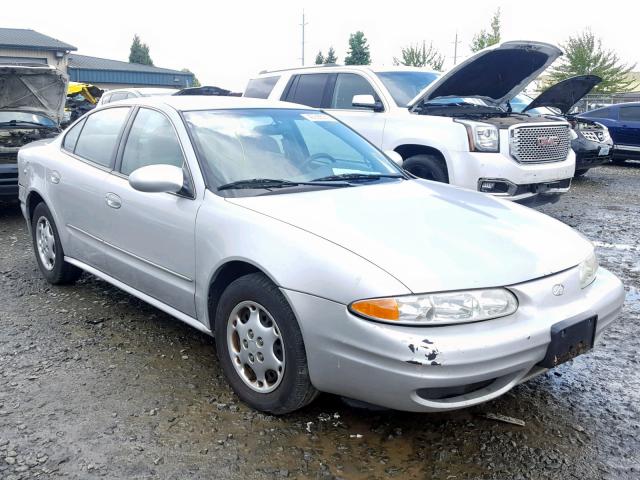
top-left (344, 31), bottom-right (371, 65)
top-left (546, 29), bottom-right (636, 93)
top-left (129, 34), bottom-right (153, 65)
top-left (394, 41), bottom-right (444, 71)
top-left (181, 68), bottom-right (201, 87)
top-left (470, 8), bottom-right (501, 53)
top-left (315, 51), bottom-right (325, 65)
top-left (324, 46), bottom-right (338, 64)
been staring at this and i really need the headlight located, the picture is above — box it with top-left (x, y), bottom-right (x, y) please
top-left (349, 288), bottom-right (518, 326)
top-left (595, 123), bottom-right (611, 142)
top-left (579, 250), bottom-right (598, 289)
top-left (455, 119), bottom-right (500, 152)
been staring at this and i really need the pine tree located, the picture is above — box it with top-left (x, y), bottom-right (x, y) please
top-left (344, 31), bottom-right (371, 65)
top-left (129, 34), bottom-right (154, 65)
top-left (315, 51), bottom-right (325, 65)
top-left (324, 47), bottom-right (338, 64)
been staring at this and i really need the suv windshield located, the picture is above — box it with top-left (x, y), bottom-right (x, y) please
top-left (183, 109), bottom-right (404, 195)
top-left (375, 71), bottom-right (440, 107)
top-left (509, 94), bottom-right (558, 116)
top-left (0, 111), bottom-right (56, 127)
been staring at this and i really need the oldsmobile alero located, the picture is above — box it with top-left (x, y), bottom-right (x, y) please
top-left (17, 96), bottom-right (624, 413)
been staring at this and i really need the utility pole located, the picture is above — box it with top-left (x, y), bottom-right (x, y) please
top-left (452, 31), bottom-right (461, 65)
top-left (300, 10), bottom-right (308, 66)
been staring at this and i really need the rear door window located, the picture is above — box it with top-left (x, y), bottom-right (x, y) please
top-left (284, 74), bottom-right (331, 108)
top-left (62, 118), bottom-right (86, 152)
top-left (244, 76), bottom-right (280, 99)
top-left (330, 73), bottom-right (378, 109)
top-left (74, 107), bottom-right (130, 168)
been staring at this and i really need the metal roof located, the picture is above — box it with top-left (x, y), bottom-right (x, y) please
top-left (0, 28), bottom-right (76, 51)
top-left (68, 54), bottom-right (187, 75)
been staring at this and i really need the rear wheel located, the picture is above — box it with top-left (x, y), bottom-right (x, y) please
top-left (402, 154), bottom-right (449, 183)
top-left (31, 202), bottom-right (82, 285)
top-left (214, 273), bottom-right (317, 414)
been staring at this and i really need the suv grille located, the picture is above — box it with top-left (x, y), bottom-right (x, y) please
top-left (510, 125), bottom-right (571, 163)
top-left (0, 152), bottom-right (17, 164)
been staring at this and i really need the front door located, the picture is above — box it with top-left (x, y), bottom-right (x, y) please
top-left (99, 107), bottom-right (199, 318)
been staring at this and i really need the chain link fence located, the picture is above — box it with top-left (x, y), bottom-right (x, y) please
top-left (574, 93), bottom-right (640, 113)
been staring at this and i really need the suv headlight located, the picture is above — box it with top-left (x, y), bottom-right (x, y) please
top-left (349, 288), bottom-right (518, 326)
top-left (595, 122), bottom-right (611, 142)
top-left (455, 119), bottom-right (500, 152)
top-left (579, 250), bottom-right (598, 289)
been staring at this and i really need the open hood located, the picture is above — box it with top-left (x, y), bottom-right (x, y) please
top-left (0, 65), bottom-right (68, 124)
top-left (523, 75), bottom-right (601, 114)
top-left (408, 41), bottom-right (562, 110)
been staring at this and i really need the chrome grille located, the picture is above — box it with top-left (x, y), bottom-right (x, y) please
top-left (510, 125), bottom-right (571, 163)
top-left (0, 152), bottom-right (17, 164)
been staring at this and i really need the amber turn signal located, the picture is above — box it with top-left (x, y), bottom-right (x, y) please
top-left (350, 298), bottom-right (400, 321)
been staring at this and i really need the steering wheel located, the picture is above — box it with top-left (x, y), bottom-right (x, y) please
top-left (299, 153), bottom-right (338, 172)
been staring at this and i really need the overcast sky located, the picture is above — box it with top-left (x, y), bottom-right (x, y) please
top-left (4, 0), bottom-right (638, 91)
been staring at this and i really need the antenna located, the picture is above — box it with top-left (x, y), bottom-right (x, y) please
top-left (300, 10), bottom-right (308, 66)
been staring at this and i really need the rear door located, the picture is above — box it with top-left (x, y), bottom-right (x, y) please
top-left (98, 106), bottom-right (200, 317)
top-left (53, 106), bottom-right (131, 269)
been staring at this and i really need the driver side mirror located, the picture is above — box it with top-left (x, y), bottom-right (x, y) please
top-left (352, 94), bottom-right (384, 112)
top-left (129, 164), bottom-right (184, 193)
top-left (384, 150), bottom-right (404, 167)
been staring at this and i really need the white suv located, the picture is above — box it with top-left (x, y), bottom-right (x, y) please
top-left (245, 41), bottom-right (576, 201)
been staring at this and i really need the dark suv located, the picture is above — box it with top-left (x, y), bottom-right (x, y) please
top-left (578, 102), bottom-right (640, 163)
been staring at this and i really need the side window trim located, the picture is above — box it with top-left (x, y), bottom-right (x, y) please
top-left (114, 105), bottom-right (197, 200)
top-left (61, 117), bottom-right (87, 154)
top-left (280, 75), bottom-right (298, 102)
top-left (59, 106), bottom-right (133, 171)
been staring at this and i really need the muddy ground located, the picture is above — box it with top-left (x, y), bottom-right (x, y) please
top-left (1, 163), bottom-right (639, 480)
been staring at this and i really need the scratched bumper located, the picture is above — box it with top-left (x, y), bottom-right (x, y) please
top-left (282, 266), bottom-right (624, 412)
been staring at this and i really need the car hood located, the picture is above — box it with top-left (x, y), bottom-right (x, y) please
top-left (523, 75), bottom-right (601, 114)
top-left (408, 41), bottom-right (562, 110)
top-left (226, 180), bottom-right (593, 294)
top-left (0, 65), bottom-right (68, 124)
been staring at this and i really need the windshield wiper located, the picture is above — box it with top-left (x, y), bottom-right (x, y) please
top-left (311, 173), bottom-right (405, 182)
top-left (0, 120), bottom-right (54, 128)
top-left (218, 178), bottom-right (351, 191)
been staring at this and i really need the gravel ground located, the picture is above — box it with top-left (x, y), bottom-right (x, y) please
top-left (1, 163), bottom-right (639, 480)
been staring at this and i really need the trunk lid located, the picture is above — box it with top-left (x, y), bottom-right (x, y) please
top-left (408, 41), bottom-right (562, 111)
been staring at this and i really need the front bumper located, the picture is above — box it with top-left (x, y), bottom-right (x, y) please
top-left (447, 149), bottom-right (575, 201)
top-left (284, 266), bottom-right (624, 412)
top-left (0, 163), bottom-right (19, 199)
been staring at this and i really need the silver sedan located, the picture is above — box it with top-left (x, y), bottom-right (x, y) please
top-left (17, 96), bottom-right (624, 414)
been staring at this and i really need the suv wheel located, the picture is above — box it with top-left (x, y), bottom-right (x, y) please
top-left (31, 202), bottom-right (82, 285)
top-left (403, 154), bottom-right (449, 183)
top-left (214, 273), bottom-right (318, 414)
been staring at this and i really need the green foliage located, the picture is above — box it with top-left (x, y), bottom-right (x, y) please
top-left (129, 34), bottom-right (154, 66)
top-left (315, 51), bottom-right (325, 65)
top-left (547, 29), bottom-right (636, 93)
top-left (344, 31), bottom-right (371, 65)
top-left (325, 47), bottom-right (338, 64)
top-left (394, 41), bottom-right (444, 71)
top-left (181, 68), bottom-right (201, 88)
top-left (470, 8), bottom-right (501, 53)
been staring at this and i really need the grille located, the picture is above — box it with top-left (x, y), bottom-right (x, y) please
top-left (0, 152), bottom-right (17, 164)
top-left (510, 125), bottom-right (571, 163)
top-left (581, 130), bottom-right (605, 143)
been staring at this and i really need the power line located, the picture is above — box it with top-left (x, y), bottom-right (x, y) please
top-left (300, 10), bottom-right (308, 66)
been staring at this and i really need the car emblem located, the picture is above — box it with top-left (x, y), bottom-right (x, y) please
top-left (537, 135), bottom-right (560, 147)
top-left (552, 284), bottom-right (565, 296)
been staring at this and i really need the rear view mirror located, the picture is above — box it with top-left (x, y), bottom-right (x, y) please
top-left (384, 150), bottom-right (404, 167)
top-left (352, 94), bottom-right (383, 112)
top-left (129, 164), bottom-right (184, 193)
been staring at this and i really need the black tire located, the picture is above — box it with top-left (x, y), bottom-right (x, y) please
top-left (574, 169), bottom-right (589, 177)
top-left (402, 154), bottom-right (449, 183)
top-left (214, 273), bottom-right (318, 414)
top-left (31, 202), bottom-right (82, 285)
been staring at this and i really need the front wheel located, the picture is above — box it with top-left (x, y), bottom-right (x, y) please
top-left (214, 273), bottom-right (318, 414)
top-left (574, 168), bottom-right (589, 177)
top-left (31, 202), bottom-right (82, 285)
top-left (402, 154), bottom-right (449, 183)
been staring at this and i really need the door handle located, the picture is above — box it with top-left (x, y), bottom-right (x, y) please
top-left (105, 193), bottom-right (122, 209)
top-left (49, 171), bottom-right (60, 184)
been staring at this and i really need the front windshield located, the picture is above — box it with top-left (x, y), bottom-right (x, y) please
top-left (0, 111), bottom-right (56, 127)
top-left (510, 94), bottom-right (558, 116)
top-left (375, 71), bottom-right (440, 107)
top-left (183, 109), bottom-right (403, 195)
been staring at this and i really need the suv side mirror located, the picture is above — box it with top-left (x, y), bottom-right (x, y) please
top-left (384, 150), bottom-right (404, 167)
top-left (352, 94), bottom-right (383, 112)
top-left (129, 164), bottom-right (184, 193)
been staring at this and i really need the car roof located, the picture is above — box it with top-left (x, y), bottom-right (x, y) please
top-left (105, 95), bottom-right (316, 112)
top-left (106, 87), bottom-right (177, 94)
top-left (255, 64), bottom-right (440, 77)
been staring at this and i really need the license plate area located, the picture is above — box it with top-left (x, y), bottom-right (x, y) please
top-left (538, 316), bottom-right (597, 368)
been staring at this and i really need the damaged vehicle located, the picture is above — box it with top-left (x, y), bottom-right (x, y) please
top-left (248, 41), bottom-right (576, 202)
top-left (19, 96), bottom-right (624, 414)
top-left (1, 64), bottom-right (66, 199)
top-left (512, 75), bottom-right (613, 177)
top-left (64, 82), bottom-right (104, 125)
